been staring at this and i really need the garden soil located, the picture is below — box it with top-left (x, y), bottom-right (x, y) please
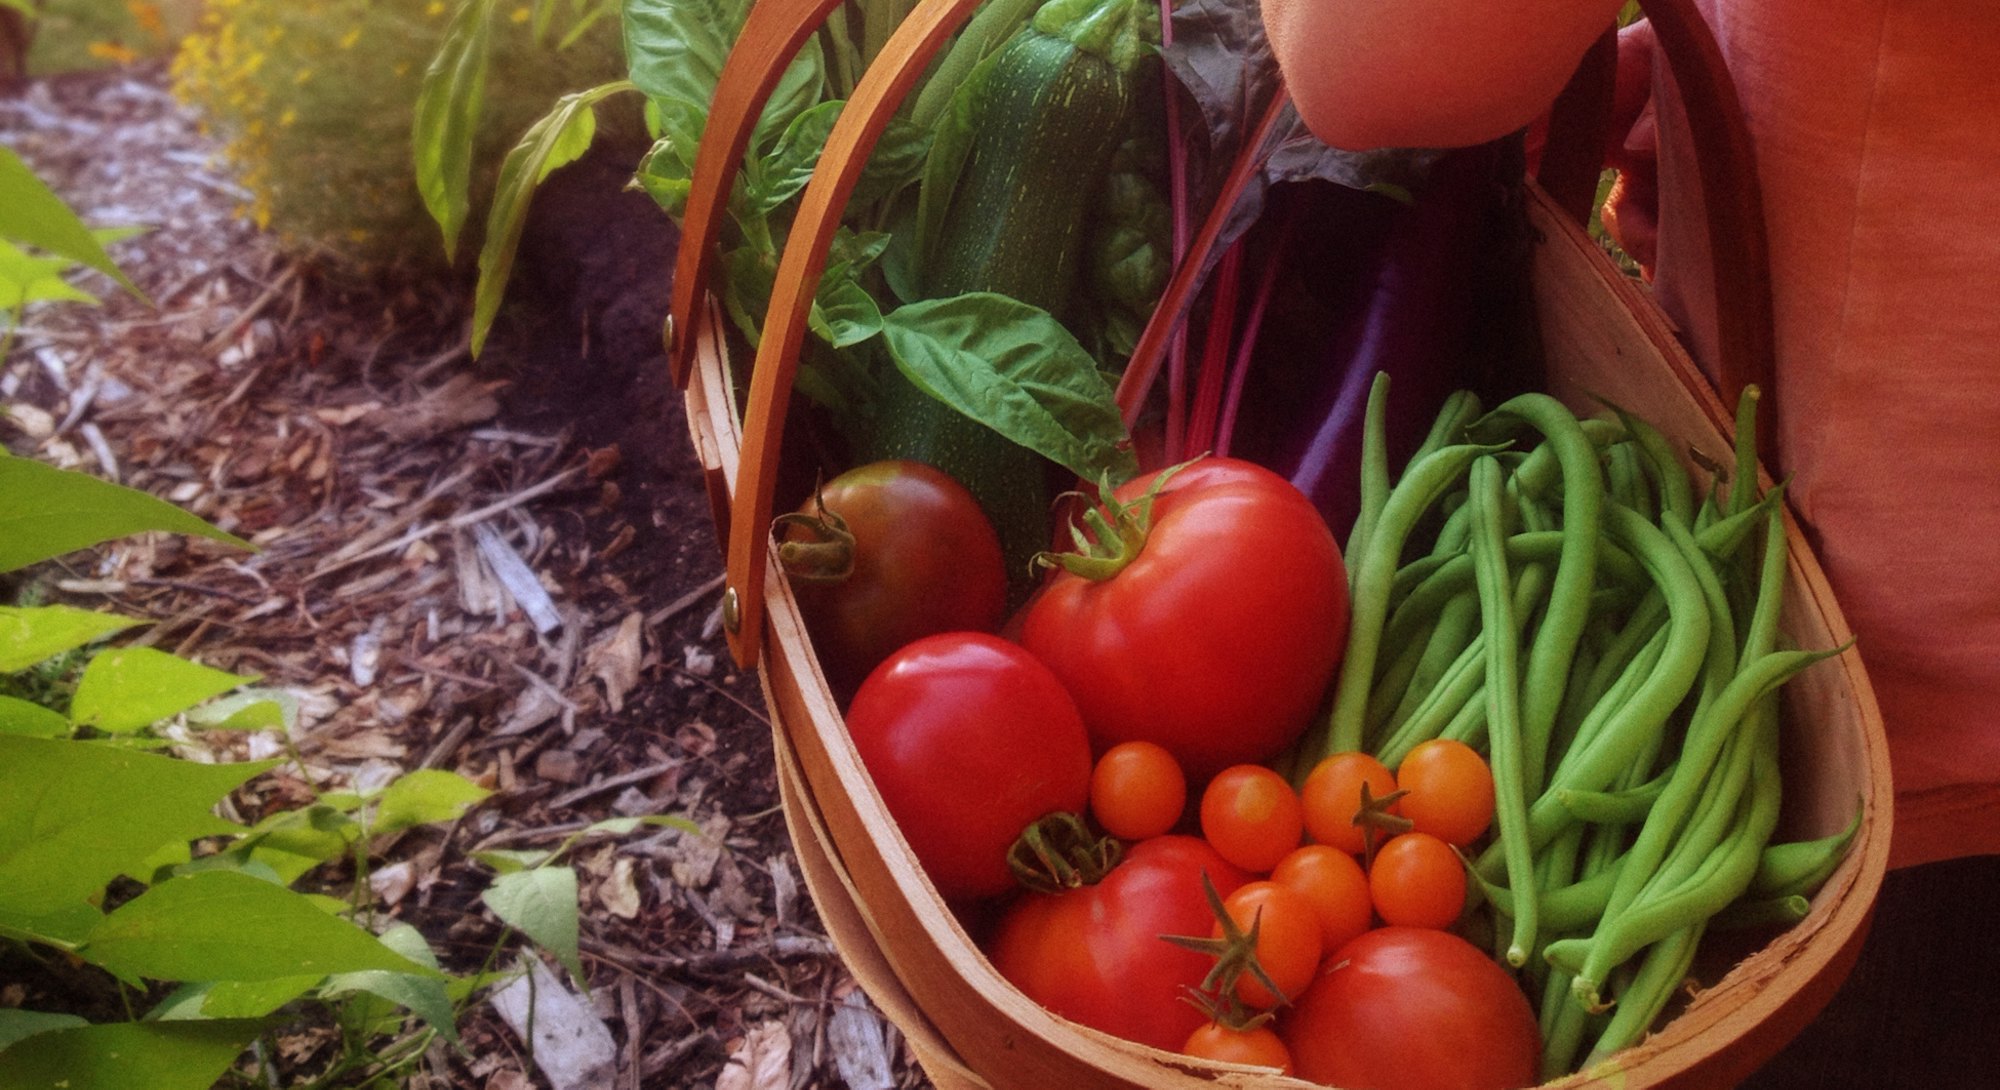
top-left (1, 62), bottom-right (921, 1090)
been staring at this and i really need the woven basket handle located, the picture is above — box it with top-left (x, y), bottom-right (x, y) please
top-left (1538, 0), bottom-right (1776, 454)
top-left (700, 0), bottom-right (986, 666)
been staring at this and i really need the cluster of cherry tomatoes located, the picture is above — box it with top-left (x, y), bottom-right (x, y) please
top-left (1090, 736), bottom-right (1503, 1073)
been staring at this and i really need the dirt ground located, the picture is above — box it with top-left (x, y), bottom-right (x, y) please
top-left (1, 63), bottom-right (922, 1090)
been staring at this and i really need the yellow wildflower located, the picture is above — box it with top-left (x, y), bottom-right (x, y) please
top-left (339, 27), bottom-right (362, 49)
top-left (87, 41), bottom-right (141, 65)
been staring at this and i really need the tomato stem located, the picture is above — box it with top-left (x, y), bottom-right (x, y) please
top-left (1007, 811), bottom-right (1123, 893)
top-left (1160, 873), bottom-right (1292, 1021)
top-left (774, 493), bottom-right (857, 585)
top-left (1033, 458), bottom-right (1201, 582)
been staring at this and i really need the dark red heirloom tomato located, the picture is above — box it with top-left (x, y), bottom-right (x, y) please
top-left (1283, 927), bottom-right (1541, 1090)
top-left (1016, 457), bottom-right (1349, 780)
top-left (987, 835), bottom-right (1252, 1052)
top-left (779, 460), bottom-right (1006, 694)
top-left (843, 632), bottom-right (1091, 903)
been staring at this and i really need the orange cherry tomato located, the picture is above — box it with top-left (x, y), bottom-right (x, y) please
top-left (1182, 1021), bottom-right (1294, 1073)
top-left (1395, 738), bottom-right (1495, 847)
top-left (1090, 741), bottom-right (1188, 840)
top-left (1300, 752), bottom-right (1401, 855)
top-left (1270, 844), bottom-right (1374, 953)
top-left (1216, 880), bottom-right (1325, 1009)
top-left (1199, 764), bottom-right (1304, 873)
top-left (1368, 832), bottom-right (1468, 930)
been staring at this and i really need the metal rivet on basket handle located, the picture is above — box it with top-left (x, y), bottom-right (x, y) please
top-left (1539, 0), bottom-right (1776, 462)
top-left (666, 0), bottom-right (849, 391)
top-left (719, 0), bottom-right (988, 667)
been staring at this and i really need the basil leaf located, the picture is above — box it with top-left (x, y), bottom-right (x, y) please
top-left (880, 293), bottom-right (1135, 483)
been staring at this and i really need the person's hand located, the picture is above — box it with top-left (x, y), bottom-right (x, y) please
top-left (1601, 20), bottom-right (1660, 276)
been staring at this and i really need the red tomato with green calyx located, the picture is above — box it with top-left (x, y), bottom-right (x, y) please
top-left (844, 632), bottom-right (1091, 903)
top-left (1017, 457), bottom-right (1349, 781)
top-left (988, 835), bottom-right (1252, 1051)
top-left (1283, 927), bottom-right (1540, 1090)
top-left (780, 460), bottom-right (1006, 695)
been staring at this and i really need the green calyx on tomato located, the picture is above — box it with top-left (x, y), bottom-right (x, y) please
top-left (774, 491), bottom-right (857, 584)
top-left (1033, 458), bottom-right (1197, 582)
top-left (1160, 874), bottom-right (1292, 1027)
top-left (1355, 779), bottom-right (1414, 867)
top-left (1006, 811), bottom-right (1124, 894)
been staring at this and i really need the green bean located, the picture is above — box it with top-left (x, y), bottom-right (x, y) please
top-left (1377, 562), bottom-right (1548, 766)
top-left (1347, 371), bottom-right (1395, 572)
top-left (1468, 455), bottom-right (1537, 966)
top-left (1579, 645), bottom-right (1835, 979)
top-left (1472, 394), bottom-right (1605, 795)
top-left (1374, 628), bottom-right (1488, 767)
top-left (1376, 592), bottom-right (1480, 746)
top-left (1366, 615), bottom-right (1439, 737)
top-left (1316, 441), bottom-right (1505, 760)
top-left (1712, 893), bottom-right (1812, 931)
top-left (1437, 677), bottom-right (1490, 751)
top-left (1728, 384), bottom-right (1763, 517)
top-left (1749, 803), bottom-right (1861, 899)
top-left (1600, 400), bottom-right (1697, 525)
top-left (1385, 533), bottom-right (1643, 650)
top-left (1474, 854), bottom-right (1625, 934)
top-left (1569, 712), bottom-right (1784, 1008)
top-left (1406, 388), bottom-right (1484, 470)
top-left (1581, 925), bottom-right (1702, 1057)
top-left (1604, 441), bottom-right (1655, 523)
top-left (1556, 770), bottom-right (1671, 825)
top-left (1482, 505), bottom-right (1709, 872)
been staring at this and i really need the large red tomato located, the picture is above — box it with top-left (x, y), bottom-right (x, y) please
top-left (1282, 927), bottom-right (1541, 1090)
top-left (780, 460), bottom-right (1006, 695)
top-left (1016, 457), bottom-right (1349, 780)
top-left (986, 835), bottom-right (1252, 1052)
top-left (843, 632), bottom-right (1091, 903)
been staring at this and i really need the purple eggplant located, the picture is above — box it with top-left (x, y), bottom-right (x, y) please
top-left (1224, 137), bottom-right (1539, 539)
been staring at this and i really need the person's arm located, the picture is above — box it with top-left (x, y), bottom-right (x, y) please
top-left (1262, 0), bottom-right (1629, 150)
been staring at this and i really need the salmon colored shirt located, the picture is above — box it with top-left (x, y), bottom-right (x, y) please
top-left (1648, 0), bottom-right (2000, 867)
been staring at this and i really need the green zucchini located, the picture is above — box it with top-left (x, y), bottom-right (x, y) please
top-left (869, 0), bottom-right (1151, 592)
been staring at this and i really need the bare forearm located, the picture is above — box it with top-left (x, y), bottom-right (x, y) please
top-left (1263, 0), bottom-right (1630, 149)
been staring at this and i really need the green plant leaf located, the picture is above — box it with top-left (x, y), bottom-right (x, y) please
top-left (0, 604), bottom-right (144, 672)
top-left (473, 847), bottom-right (553, 874)
top-left (0, 146), bottom-right (145, 303)
top-left (324, 923), bottom-right (460, 1045)
top-left (577, 814), bottom-right (701, 839)
top-left (481, 865), bottom-right (583, 984)
top-left (70, 647), bottom-right (256, 734)
top-left (0, 736), bottom-right (272, 918)
top-left (0, 697), bottom-right (71, 739)
top-left (183, 687), bottom-right (296, 732)
top-left (79, 870), bottom-right (443, 983)
top-left (0, 1019), bottom-right (259, 1090)
top-left (0, 237), bottom-right (100, 310)
top-left (370, 768), bottom-right (492, 834)
top-left (0, 455), bottom-right (250, 573)
top-left (413, 0), bottom-right (497, 258)
top-left (623, 0), bottom-right (747, 111)
top-left (0, 1010), bottom-right (86, 1052)
top-left (880, 292), bottom-right (1137, 482)
top-left (235, 803), bottom-right (363, 885)
top-left (470, 80), bottom-right (638, 356)
top-left (199, 975), bottom-right (323, 1019)
top-left (810, 272), bottom-right (884, 349)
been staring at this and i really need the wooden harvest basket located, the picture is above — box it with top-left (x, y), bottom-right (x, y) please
top-left (666, 0), bottom-right (1893, 1085)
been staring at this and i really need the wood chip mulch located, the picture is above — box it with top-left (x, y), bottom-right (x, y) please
top-left (1, 63), bottom-right (926, 1090)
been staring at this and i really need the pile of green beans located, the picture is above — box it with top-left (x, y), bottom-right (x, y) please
top-left (1291, 374), bottom-right (1861, 1080)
